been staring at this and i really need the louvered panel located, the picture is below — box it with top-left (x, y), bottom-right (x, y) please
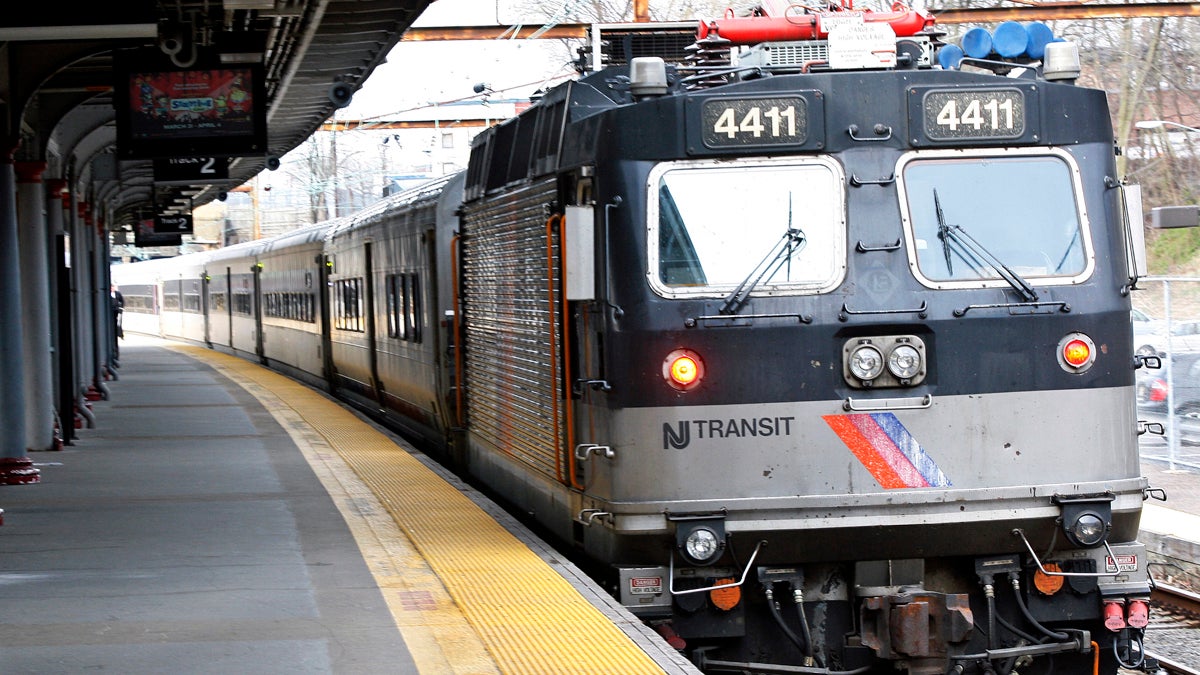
top-left (461, 179), bottom-right (564, 483)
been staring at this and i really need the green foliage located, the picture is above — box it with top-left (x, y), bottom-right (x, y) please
top-left (1147, 226), bottom-right (1200, 273)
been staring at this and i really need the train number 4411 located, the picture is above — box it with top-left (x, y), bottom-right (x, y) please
top-left (934, 97), bottom-right (1015, 132)
top-left (713, 105), bottom-right (798, 138)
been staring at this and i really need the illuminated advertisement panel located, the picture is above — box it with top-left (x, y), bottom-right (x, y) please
top-left (115, 49), bottom-right (267, 159)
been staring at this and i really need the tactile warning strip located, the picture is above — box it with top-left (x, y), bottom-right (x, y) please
top-left (173, 345), bottom-right (667, 675)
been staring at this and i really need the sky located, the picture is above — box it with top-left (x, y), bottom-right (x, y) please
top-left (253, 0), bottom-right (577, 198)
top-left (340, 0), bottom-right (579, 121)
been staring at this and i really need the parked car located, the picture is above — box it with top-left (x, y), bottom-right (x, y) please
top-left (1133, 309), bottom-right (1163, 357)
top-left (1136, 350), bottom-right (1200, 444)
top-left (1132, 310), bottom-right (1200, 357)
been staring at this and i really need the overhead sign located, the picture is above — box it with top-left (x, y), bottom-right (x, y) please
top-left (154, 156), bottom-right (229, 184)
top-left (134, 219), bottom-right (182, 247)
top-left (114, 48), bottom-right (268, 159)
top-left (154, 213), bottom-right (193, 234)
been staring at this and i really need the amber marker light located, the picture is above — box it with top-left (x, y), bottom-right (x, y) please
top-left (1057, 332), bottom-right (1096, 374)
top-left (664, 349), bottom-right (704, 391)
top-left (1033, 563), bottom-right (1065, 596)
top-left (710, 579), bottom-right (741, 611)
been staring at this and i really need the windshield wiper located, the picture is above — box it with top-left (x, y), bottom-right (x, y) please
top-left (933, 189), bottom-right (1039, 303)
top-left (720, 226), bottom-right (807, 315)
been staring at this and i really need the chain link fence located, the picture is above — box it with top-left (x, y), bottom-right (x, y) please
top-left (1132, 277), bottom-right (1200, 470)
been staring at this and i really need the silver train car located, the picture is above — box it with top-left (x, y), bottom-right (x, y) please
top-left (113, 10), bottom-right (1164, 674)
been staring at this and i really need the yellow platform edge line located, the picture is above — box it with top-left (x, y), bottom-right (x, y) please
top-left (172, 345), bottom-right (667, 675)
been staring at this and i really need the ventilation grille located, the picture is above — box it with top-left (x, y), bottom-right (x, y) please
top-left (460, 179), bottom-right (564, 483)
top-left (597, 23), bottom-right (698, 66)
top-left (739, 41), bottom-right (830, 67)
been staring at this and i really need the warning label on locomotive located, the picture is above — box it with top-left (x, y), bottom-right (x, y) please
top-left (1105, 554), bottom-right (1138, 574)
top-left (916, 87), bottom-right (1027, 142)
top-left (629, 576), bottom-right (663, 594)
top-left (701, 97), bottom-right (808, 148)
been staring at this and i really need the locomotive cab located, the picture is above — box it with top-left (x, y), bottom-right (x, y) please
top-left (453, 8), bottom-right (1156, 674)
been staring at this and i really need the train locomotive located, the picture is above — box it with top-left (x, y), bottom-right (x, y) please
top-left (114, 5), bottom-right (1162, 674)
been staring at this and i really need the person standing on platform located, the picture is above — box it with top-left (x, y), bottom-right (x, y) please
top-left (111, 284), bottom-right (124, 340)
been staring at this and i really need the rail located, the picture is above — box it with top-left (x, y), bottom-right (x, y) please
top-left (1151, 653), bottom-right (1200, 675)
top-left (1152, 582), bottom-right (1200, 618)
top-left (1146, 583), bottom-right (1200, 675)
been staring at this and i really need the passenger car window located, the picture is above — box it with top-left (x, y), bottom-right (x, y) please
top-left (648, 159), bottom-right (846, 298)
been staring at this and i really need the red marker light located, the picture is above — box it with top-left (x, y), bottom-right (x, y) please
top-left (663, 349), bottom-right (704, 391)
top-left (1063, 339), bottom-right (1091, 367)
top-left (1057, 333), bottom-right (1096, 373)
top-left (671, 357), bottom-right (699, 384)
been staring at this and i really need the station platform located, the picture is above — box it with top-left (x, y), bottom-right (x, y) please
top-left (1139, 457), bottom-right (1200, 574)
top-left (0, 336), bottom-right (698, 675)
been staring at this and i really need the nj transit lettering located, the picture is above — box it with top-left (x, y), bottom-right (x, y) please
top-left (663, 417), bottom-right (796, 450)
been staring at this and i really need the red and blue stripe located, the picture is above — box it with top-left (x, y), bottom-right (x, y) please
top-left (822, 412), bottom-right (950, 489)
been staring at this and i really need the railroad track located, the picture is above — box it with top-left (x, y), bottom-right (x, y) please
top-left (1151, 653), bottom-right (1200, 675)
top-left (1153, 583), bottom-right (1200, 619)
top-left (1146, 583), bottom-right (1200, 675)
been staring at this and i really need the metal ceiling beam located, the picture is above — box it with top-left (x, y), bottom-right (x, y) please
top-left (939, 2), bottom-right (1200, 22)
top-left (319, 119), bottom-right (496, 131)
top-left (401, 25), bottom-right (590, 41)
top-left (0, 1), bottom-right (158, 41)
top-left (400, 3), bottom-right (1200, 41)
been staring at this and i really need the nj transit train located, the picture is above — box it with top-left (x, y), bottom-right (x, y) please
top-left (114, 9), bottom-right (1163, 674)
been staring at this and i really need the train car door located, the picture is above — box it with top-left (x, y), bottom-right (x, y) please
top-left (364, 242), bottom-right (381, 401)
top-left (253, 262), bottom-right (264, 361)
top-left (319, 254), bottom-right (334, 384)
top-left (201, 272), bottom-right (211, 346)
top-left (225, 267), bottom-right (234, 347)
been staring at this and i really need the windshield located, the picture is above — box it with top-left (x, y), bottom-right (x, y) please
top-left (900, 151), bottom-right (1092, 287)
top-left (649, 159), bottom-right (846, 298)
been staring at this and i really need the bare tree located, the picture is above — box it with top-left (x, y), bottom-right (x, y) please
top-left (289, 135), bottom-right (333, 223)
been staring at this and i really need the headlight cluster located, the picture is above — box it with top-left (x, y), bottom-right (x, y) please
top-left (1054, 494), bottom-right (1113, 549)
top-left (676, 520), bottom-right (726, 565)
top-left (1068, 513), bottom-right (1108, 547)
top-left (843, 335), bottom-right (927, 388)
top-left (684, 527), bottom-right (721, 563)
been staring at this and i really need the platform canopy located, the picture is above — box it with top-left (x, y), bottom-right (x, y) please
top-left (0, 0), bottom-right (433, 230)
